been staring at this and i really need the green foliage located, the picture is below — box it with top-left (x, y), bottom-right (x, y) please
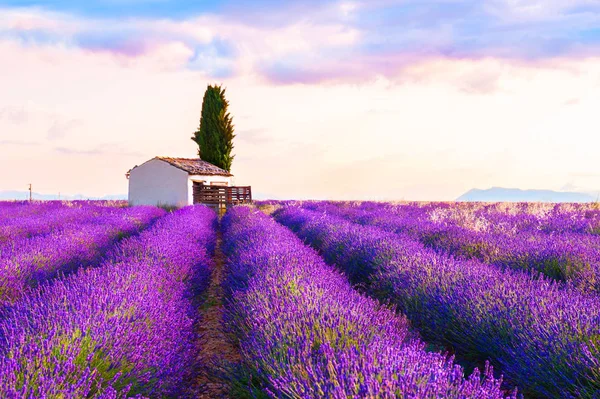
top-left (191, 84), bottom-right (236, 172)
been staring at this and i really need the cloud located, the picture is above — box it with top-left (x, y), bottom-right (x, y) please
top-left (0, 139), bottom-right (38, 146)
top-left (77, 34), bottom-right (151, 57)
top-left (0, 1), bottom-right (219, 19)
top-left (2, 2), bottom-right (600, 85)
top-left (561, 182), bottom-right (579, 192)
top-left (0, 106), bottom-right (29, 124)
top-left (54, 146), bottom-right (101, 155)
top-left (54, 144), bottom-right (143, 157)
top-left (484, 0), bottom-right (600, 22)
top-left (236, 128), bottom-right (271, 145)
top-left (47, 118), bottom-right (83, 140)
top-left (0, 103), bottom-right (92, 150)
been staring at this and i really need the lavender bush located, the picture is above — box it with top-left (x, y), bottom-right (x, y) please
top-left (0, 202), bottom-right (149, 246)
top-left (0, 205), bottom-right (165, 307)
top-left (0, 205), bottom-right (216, 398)
top-left (223, 206), bottom-right (512, 399)
top-left (304, 201), bottom-right (600, 294)
top-left (274, 205), bottom-right (600, 398)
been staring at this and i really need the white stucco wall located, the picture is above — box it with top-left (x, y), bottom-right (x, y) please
top-left (187, 175), bottom-right (232, 205)
top-left (128, 159), bottom-right (190, 207)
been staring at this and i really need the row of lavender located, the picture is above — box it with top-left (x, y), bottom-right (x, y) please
top-left (0, 205), bottom-right (216, 398)
top-left (0, 201), bottom-right (127, 245)
top-left (222, 206), bottom-right (513, 398)
top-left (261, 200), bottom-right (600, 236)
top-left (273, 205), bottom-right (600, 398)
top-left (0, 205), bottom-right (165, 307)
top-left (392, 201), bottom-right (600, 235)
top-left (0, 201), bottom-right (77, 223)
top-left (302, 201), bottom-right (600, 294)
top-left (352, 201), bottom-right (600, 237)
top-left (0, 201), bottom-right (126, 223)
top-left (420, 201), bottom-right (600, 235)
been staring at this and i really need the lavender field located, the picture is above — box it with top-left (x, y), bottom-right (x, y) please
top-left (2, 200), bottom-right (600, 398)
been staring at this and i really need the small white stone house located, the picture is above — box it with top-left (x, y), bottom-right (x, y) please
top-left (127, 156), bottom-right (233, 207)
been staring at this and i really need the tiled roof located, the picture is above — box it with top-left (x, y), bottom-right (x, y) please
top-left (155, 157), bottom-right (233, 176)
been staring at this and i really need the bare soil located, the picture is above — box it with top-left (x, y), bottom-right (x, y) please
top-left (194, 233), bottom-right (241, 398)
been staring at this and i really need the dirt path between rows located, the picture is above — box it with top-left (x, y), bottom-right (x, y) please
top-left (194, 232), bottom-right (241, 398)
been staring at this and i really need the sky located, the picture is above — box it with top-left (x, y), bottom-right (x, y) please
top-left (1, 0), bottom-right (600, 200)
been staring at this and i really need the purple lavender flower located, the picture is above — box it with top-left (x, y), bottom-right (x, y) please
top-left (274, 205), bottom-right (600, 398)
top-left (302, 201), bottom-right (600, 294)
top-left (223, 206), bottom-right (512, 398)
top-left (0, 205), bottom-right (216, 398)
top-left (0, 205), bottom-right (165, 307)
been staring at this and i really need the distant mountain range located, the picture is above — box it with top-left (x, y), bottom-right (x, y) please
top-left (0, 191), bottom-right (127, 201)
top-left (458, 187), bottom-right (598, 203)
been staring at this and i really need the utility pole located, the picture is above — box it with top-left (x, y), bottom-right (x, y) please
top-left (28, 184), bottom-right (32, 202)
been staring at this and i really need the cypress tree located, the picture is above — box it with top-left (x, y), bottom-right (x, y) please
top-left (191, 84), bottom-right (235, 172)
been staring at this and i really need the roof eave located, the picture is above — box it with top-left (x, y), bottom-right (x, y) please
top-left (189, 172), bottom-right (233, 177)
top-left (156, 157), bottom-right (233, 176)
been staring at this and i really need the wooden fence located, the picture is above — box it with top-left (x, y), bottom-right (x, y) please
top-left (192, 184), bottom-right (252, 206)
